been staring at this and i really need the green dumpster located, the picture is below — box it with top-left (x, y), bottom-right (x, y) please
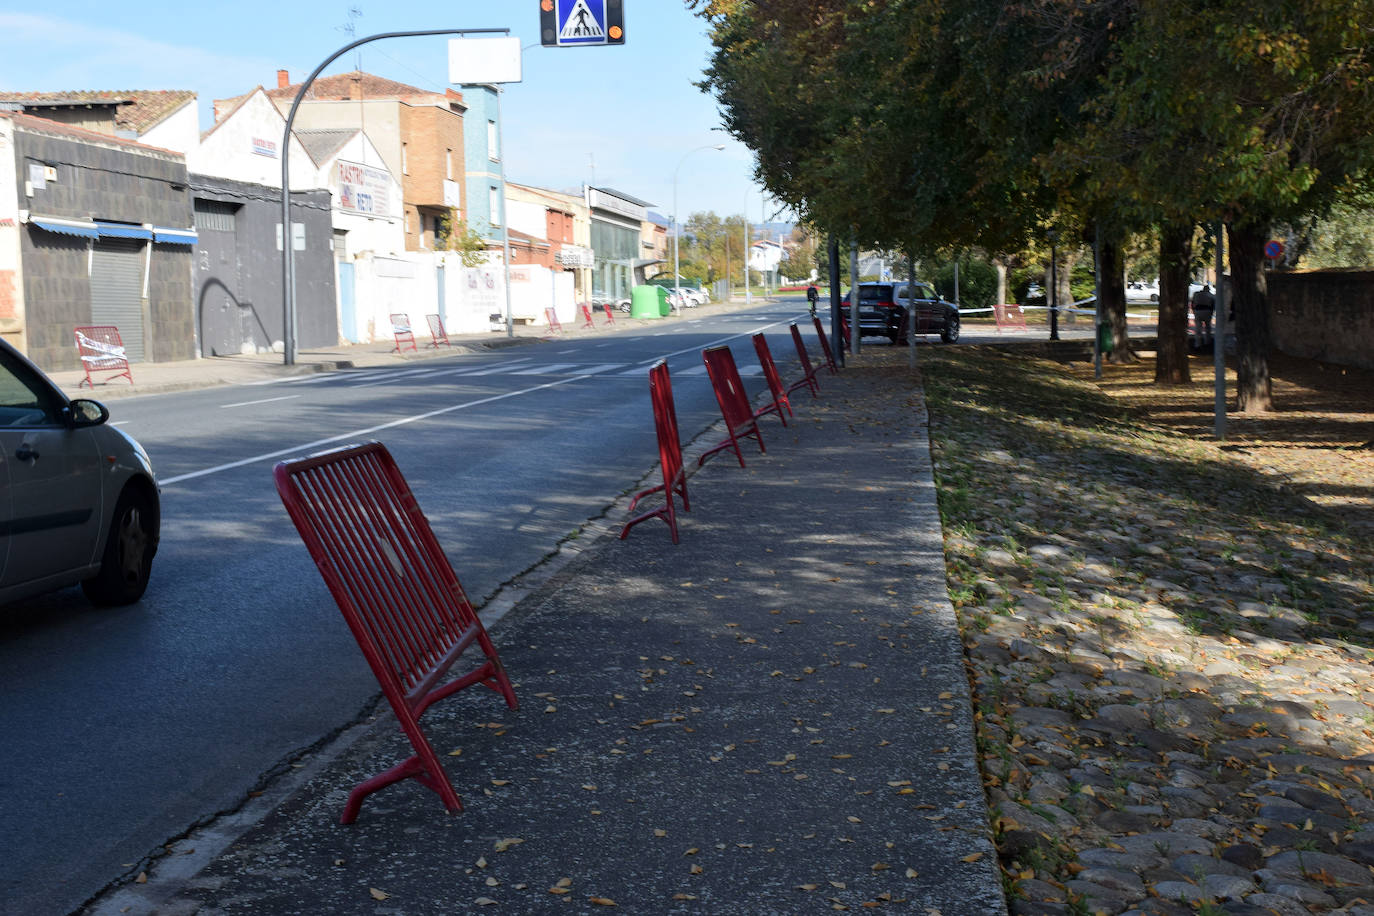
top-left (1097, 321), bottom-right (1114, 353)
top-left (631, 285), bottom-right (666, 320)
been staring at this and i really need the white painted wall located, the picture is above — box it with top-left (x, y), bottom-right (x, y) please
top-left (276, 100), bottom-right (404, 180)
top-left (749, 241), bottom-right (783, 272)
top-left (139, 101), bottom-right (200, 154)
top-left (316, 132), bottom-right (406, 259)
top-left (0, 118), bottom-right (26, 346)
top-left (187, 89), bottom-right (320, 189)
top-left (506, 198), bottom-right (546, 240)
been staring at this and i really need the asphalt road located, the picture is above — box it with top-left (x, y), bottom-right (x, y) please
top-left (0, 303), bottom-right (815, 916)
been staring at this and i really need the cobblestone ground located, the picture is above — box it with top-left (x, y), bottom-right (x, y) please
top-left (908, 342), bottom-right (1374, 916)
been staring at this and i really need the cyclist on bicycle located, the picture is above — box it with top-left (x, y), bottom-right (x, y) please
top-left (806, 284), bottom-right (819, 317)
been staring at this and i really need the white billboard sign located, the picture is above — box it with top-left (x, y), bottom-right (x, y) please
top-left (449, 36), bottom-right (523, 84)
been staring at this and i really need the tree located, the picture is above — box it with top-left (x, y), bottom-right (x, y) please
top-left (436, 210), bottom-right (488, 268)
top-left (695, 0), bottom-right (1374, 407)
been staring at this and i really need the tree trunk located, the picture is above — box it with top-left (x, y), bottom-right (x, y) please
top-left (1059, 250), bottom-right (1079, 325)
top-left (993, 257), bottom-right (1008, 307)
top-left (1098, 230), bottom-right (1135, 363)
top-left (1227, 219), bottom-right (1274, 412)
top-left (1155, 222), bottom-right (1193, 385)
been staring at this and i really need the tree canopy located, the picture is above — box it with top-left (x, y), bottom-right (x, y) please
top-left (692, 0), bottom-right (1374, 411)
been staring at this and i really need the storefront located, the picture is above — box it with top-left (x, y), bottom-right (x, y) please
top-left (586, 186), bottom-right (650, 306)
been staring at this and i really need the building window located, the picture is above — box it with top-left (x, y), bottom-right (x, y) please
top-left (193, 198), bottom-right (238, 232)
top-left (489, 186), bottom-right (501, 226)
top-left (402, 142), bottom-right (409, 175)
top-left (406, 209), bottom-right (413, 234)
top-left (487, 120), bottom-right (498, 161)
top-left (446, 149), bottom-right (453, 180)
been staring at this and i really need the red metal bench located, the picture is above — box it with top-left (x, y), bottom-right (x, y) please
top-left (698, 345), bottom-right (767, 468)
top-left (751, 333), bottom-right (792, 426)
top-left (73, 325), bottom-right (134, 387)
top-left (273, 441), bottom-right (518, 823)
top-left (580, 303), bottom-right (596, 329)
top-left (545, 307), bottom-right (563, 334)
top-left (788, 322), bottom-right (821, 399)
top-left (602, 303), bottom-right (616, 326)
top-left (391, 314), bottom-right (417, 352)
top-left (812, 316), bottom-right (839, 374)
top-left (426, 313), bottom-right (451, 348)
top-left (620, 361), bottom-right (690, 543)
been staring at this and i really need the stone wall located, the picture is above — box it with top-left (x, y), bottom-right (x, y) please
top-left (1268, 269), bottom-right (1374, 370)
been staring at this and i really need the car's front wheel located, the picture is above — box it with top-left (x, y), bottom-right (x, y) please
top-left (941, 313), bottom-right (961, 343)
top-left (82, 486), bottom-right (156, 605)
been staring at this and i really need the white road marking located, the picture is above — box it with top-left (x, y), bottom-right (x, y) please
top-left (159, 374), bottom-right (596, 487)
top-left (511, 363), bottom-right (577, 375)
top-left (220, 395), bottom-right (300, 409)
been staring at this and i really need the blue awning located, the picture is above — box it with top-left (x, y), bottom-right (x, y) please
top-left (152, 227), bottom-right (198, 245)
top-left (94, 220), bottom-right (153, 240)
top-left (28, 215), bottom-right (99, 239)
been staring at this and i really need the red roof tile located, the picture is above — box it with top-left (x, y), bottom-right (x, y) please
top-left (0, 89), bottom-right (195, 134)
top-left (264, 70), bottom-right (446, 103)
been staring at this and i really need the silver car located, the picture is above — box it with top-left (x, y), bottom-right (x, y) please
top-left (0, 338), bottom-right (159, 606)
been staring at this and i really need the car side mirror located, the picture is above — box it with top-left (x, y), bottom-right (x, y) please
top-left (65, 398), bottom-right (110, 428)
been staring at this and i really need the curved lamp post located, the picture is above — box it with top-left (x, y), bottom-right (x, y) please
top-left (279, 27), bottom-right (508, 364)
top-left (672, 144), bottom-right (724, 312)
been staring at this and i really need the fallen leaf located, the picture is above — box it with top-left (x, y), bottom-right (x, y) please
top-left (905, 867), bottom-right (919, 879)
top-left (494, 837), bottom-right (524, 852)
top-left (369, 888), bottom-right (390, 900)
top-left (960, 852), bottom-right (984, 863)
top-left (589, 897), bottom-right (617, 906)
top-left (474, 897), bottom-right (498, 906)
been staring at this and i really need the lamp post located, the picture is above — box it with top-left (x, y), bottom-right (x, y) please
top-left (1047, 229), bottom-right (1061, 341)
top-left (672, 144), bottom-right (723, 313)
top-left (279, 27), bottom-right (509, 365)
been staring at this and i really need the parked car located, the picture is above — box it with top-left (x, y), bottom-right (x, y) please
top-left (673, 287), bottom-right (704, 307)
top-left (1125, 280), bottom-right (1160, 303)
top-left (0, 338), bottom-right (159, 606)
top-left (839, 281), bottom-right (960, 344)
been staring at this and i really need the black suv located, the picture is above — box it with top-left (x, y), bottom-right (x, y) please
top-left (839, 281), bottom-right (960, 345)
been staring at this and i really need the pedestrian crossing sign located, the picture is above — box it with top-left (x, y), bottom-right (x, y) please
top-left (540, 0), bottom-right (625, 47)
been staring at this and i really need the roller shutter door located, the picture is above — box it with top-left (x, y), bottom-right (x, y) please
top-left (90, 239), bottom-right (145, 362)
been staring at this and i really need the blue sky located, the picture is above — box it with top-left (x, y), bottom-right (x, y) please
top-left (0, 1), bottom-right (776, 223)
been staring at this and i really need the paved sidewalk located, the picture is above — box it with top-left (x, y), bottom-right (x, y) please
top-left (81, 320), bottom-right (1005, 914)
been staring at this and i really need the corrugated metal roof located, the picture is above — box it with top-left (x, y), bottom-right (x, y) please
top-left (295, 128), bottom-right (358, 164)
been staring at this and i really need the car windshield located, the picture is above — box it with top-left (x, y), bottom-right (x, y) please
top-left (858, 286), bottom-right (894, 301)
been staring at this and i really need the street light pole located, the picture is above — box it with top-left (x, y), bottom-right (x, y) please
top-left (1048, 229), bottom-right (1061, 341)
top-left (279, 27), bottom-right (509, 365)
top-left (672, 144), bottom-right (723, 314)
